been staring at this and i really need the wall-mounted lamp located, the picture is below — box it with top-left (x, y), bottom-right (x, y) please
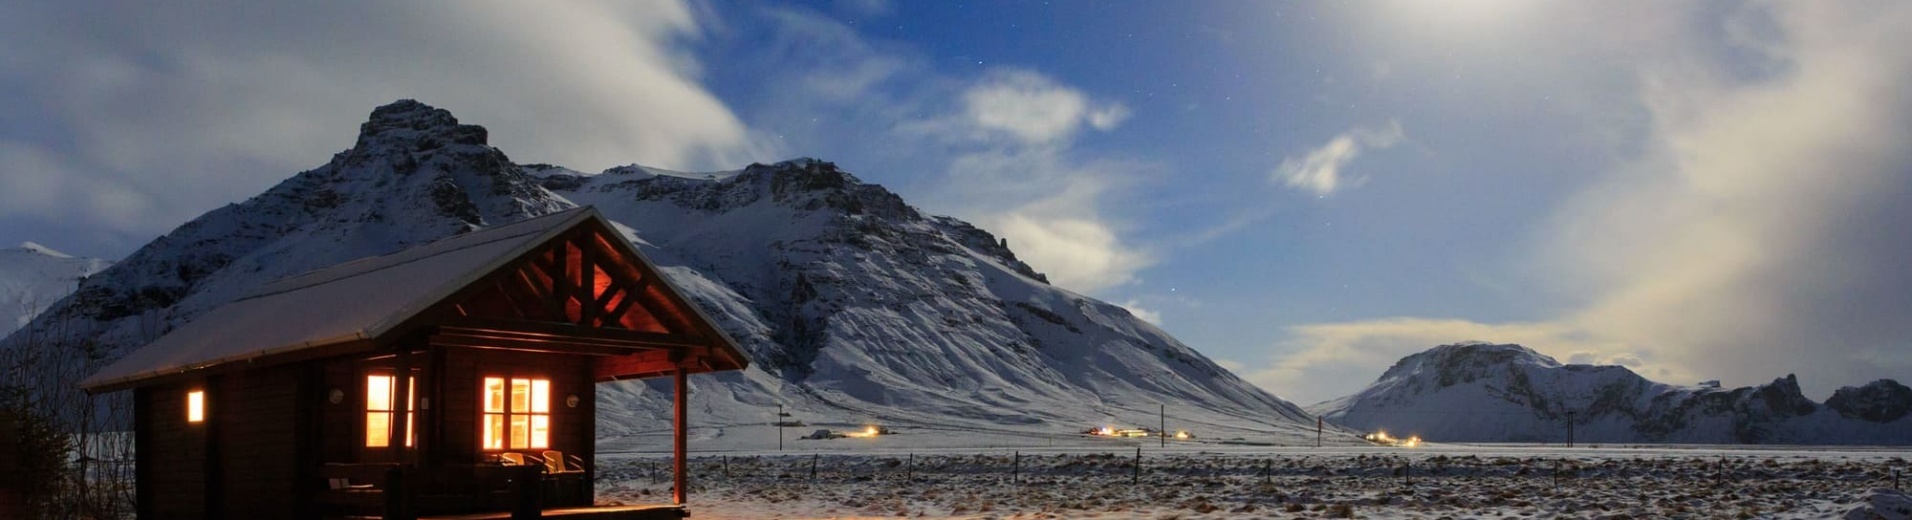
top-left (328, 388), bottom-right (344, 404)
top-left (566, 394), bottom-right (580, 408)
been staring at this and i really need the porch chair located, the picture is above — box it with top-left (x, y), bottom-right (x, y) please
top-left (542, 450), bottom-right (584, 474)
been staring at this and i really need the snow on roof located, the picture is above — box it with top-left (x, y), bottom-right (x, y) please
top-left (79, 207), bottom-right (598, 391)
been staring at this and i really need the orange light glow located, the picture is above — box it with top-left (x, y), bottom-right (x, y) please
top-left (482, 376), bottom-right (551, 450)
top-left (187, 390), bottom-right (204, 423)
top-left (366, 374), bottom-right (415, 447)
top-left (1364, 429), bottom-right (1423, 448)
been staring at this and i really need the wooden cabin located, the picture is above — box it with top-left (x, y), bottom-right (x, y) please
top-left (79, 207), bottom-right (748, 520)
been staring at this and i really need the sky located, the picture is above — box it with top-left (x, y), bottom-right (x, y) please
top-left (3, 0), bottom-right (1909, 404)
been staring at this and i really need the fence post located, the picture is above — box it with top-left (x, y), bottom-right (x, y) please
top-left (907, 453), bottom-right (914, 482)
top-left (1132, 447), bottom-right (1141, 485)
top-left (811, 453), bottom-right (819, 481)
top-left (724, 455), bottom-right (730, 478)
top-left (1013, 451), bottom-right (1021, 484)
top-left (1552, 459), bottom-right (1560, 490)
top-left (1264, 458), bottom-right (1272, 484)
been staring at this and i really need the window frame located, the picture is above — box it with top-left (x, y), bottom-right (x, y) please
top-left (364, 372), bottom-right (415, 448)
top-left (480, 375), bottom-right (552, 451)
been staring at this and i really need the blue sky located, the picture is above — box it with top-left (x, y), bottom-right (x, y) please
top-left (3, 0), bottom-right (1909, 404)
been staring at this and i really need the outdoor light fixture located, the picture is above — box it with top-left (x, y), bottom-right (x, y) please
top-left (328, 388), bottom-right (344, 404)
top-left (566, 394), bottom-right (579, 408)
top-left (187, 390), bottom-right (205, 422)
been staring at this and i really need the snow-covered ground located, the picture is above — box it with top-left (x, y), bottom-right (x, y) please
top-left (591, 434), bottom-right (1912, 519)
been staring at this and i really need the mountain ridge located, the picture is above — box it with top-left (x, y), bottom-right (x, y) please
top-left (1313, 342), bottom-right (1911, 444)
top-left (4, 100), bottom-right (1323, 445)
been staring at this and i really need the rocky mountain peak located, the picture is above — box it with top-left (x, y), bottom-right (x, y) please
top-left (1826, 379), bottom-right (1912, 423)
top-left (1751, 374), bottom-right (1818, 417)
top-left (1377, 342), bottom-right (1555, 383)
top-left (356, 99), bottom-right (487, 148)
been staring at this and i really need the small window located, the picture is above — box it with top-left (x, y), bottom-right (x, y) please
top-left (366, 374), bottom-right (415, 447)
top-left (187, 390), bottom-right (205, 423)
top-left (482, 377), bottom-right (550, 450)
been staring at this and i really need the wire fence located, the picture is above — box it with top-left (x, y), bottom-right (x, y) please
top-left (596, 449), bottom-right (1909, 494)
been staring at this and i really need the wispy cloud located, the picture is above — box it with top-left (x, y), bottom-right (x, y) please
top-left (0, 1), bottom-right (758, 254)
top-left (743, 8), bottom-right (1153, 294)
top-left (951, 69), bottom-right (1132, 146)
top-left (1272, 121), bottom-right (1404, 196)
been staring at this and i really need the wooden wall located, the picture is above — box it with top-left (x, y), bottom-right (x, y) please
top-left (137, 384), bottom-right (208, 520)
top-left (136, 364), bottom-right (309, 520)
top-left (440, 347), bottom-right (596, 466)
top-left (136, 345), bottom-right (603, 518)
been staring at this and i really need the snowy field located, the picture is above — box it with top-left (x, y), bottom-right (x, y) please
top-left (592, 429), bottom-right (1911, 519)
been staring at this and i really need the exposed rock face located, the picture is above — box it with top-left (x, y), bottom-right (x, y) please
top-left (1314, 342), bottom-right (1912, 445)
top-left (1827, 379), bottom-right (1912, 423)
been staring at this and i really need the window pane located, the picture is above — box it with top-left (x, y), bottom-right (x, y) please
top-left (531, 380), bottom-right (550, 413)
top-left (530, 415), bottom-right (549, 449)
top-left (484, 377), bottom-right (504, 413)
top-left (405, 379), bottom-right (416, 447)
top-left (510, 415), bottom-right (529, 449)
top-left (367, 412), bottom-right (391, 447)
top-left (484, 414), bottom-right (505, 450)
top-left (510, 379), bottom-right (530, 413)
top-left (367, 375), bottom-right (392, 412)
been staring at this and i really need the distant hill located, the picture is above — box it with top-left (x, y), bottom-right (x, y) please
top-left (0, 242), bottom-right (111, 333)
top-left (1312, 342), bottom-right (1911, 444)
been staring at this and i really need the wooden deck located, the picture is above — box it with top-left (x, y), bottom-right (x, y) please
top-left (421, 504), bottom-right (686, 520)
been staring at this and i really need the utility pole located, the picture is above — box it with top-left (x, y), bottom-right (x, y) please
top-left (1316, 416), bottom-right (1323, 448)
top-left (1565, 410), bottom-right (1575, 448)
top-left (777, 404), bottom-right (784, 451)
top-left (1159, 404), bottom-right (1166, 448)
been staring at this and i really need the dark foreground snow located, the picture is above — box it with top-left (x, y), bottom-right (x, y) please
top-left (595, 445), bottom-right (1910, 519)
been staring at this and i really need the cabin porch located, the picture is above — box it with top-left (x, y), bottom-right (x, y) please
top-left (318, 463), bottom-right (685, 520)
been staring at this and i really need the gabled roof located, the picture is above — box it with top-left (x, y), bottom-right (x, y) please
top-left (80, 206), bottom-right (746, 392)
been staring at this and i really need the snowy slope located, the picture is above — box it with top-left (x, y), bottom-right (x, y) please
top-left (4, 100), bottom-right (1323, 444)
top-left (0, 243), bottom-right (112, 333)
top-left (539, 160), bottom-right (1318, 442)
top-left (1312, 342), bottom-right (1912, 444)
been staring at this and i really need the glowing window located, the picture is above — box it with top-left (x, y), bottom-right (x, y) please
top-left (187, 390), bottom-right (204, 423)
top-left (365, 374), bottom-right (415, 448)
top-left (482, 377), bottom-right (550, 450)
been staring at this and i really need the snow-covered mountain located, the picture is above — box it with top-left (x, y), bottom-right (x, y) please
top-left (4, 100), bottom-right (1321, 443)
top-left (1312, 342), bottom-right (1912, 444)
top-left (0, 243), bottom-right (112, 334)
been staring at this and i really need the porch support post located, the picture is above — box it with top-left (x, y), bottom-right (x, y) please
top-left (673, 368), bottom-right (688, 505)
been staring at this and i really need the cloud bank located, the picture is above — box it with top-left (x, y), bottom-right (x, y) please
top-left (0, 1), bottom-right (757, 254)
top-left (1261, 1), bottom-right (1912, 403)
